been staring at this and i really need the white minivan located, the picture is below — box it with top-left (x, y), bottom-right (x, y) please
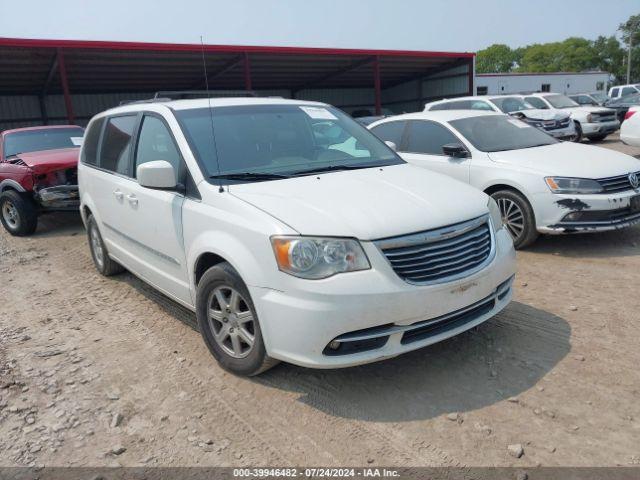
top-left (78, 97), bottom-right (516, 375)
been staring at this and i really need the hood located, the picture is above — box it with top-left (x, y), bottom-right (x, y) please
top-left (14, 148), bottom-right (79, 174)
top-left (229, 164), bottom-right (489, 240)
top-left (517, 109), bottom-right (569, 121)
top-left (488, 142), bottom-right (640, 178)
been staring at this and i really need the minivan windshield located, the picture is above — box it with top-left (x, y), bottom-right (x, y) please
top-left (4, 127), bottom-right (84, 158)
top-left (174, 104), bottom-right (403, 182)
top-left (449, 115), bottom-right (558, 152)
top-left (545, 95), bottom-right (580, 109)
top-left (489, 97), bottom-right (535, 114)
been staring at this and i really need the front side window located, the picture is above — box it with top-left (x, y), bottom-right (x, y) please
top-left (405, 120), bottom-right (461, 155)
top-left (525, 97), bottom-right (549, 110)
top-left (134, 116), bottom-right (183, 181)
top-left (621, 87), bottom-right (637, 97)
top-left (3, 127), bottom-right (84, 159)
top-left (174, 105), bottom-right (402, 182)
top-left (100, 115), bottom-right (137, 175)
top-left (449, 115), bottom-right (557, 153)
top-left (369, 121), bottom-right (406, 147)
top-left (545, 95), bottom-right (579, 109)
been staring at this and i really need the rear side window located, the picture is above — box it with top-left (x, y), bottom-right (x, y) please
top-left (622, 87), bottom-right (636, 97)
top-left (610, 88), bottom-right (619, 97)
top-left (100, 115), bottom-right (137, 175)
top-left (134, 115), bottom-right (183, 182)
top-left (82, 118), bottom-right (104, 166)
top-left (405, 120), bottom-right (460, 155)
top-left (369, 121), bottom-right (406, 148)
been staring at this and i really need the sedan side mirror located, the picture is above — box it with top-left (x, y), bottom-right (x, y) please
top-left (137, 160), bottom-right (177, 189)
top-left (384, 140), bottom-right (397, 151)
top-left (442, 143), bottom-right (470, 158)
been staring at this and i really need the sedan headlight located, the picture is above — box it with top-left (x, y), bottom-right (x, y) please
top-left (271, 236), bottom-right (370, 279)
top-left (487, 197), bottom-right (503, 232)
top-left (545, 177), bottom-right (603, 194)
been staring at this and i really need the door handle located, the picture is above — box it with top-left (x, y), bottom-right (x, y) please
top-left (113, 189), bottom-right (124, 200)
top-left (126, 194), bottom-right (138, 206)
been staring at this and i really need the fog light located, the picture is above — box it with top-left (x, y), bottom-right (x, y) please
top-left (328, 340), bottom-right (341, 350)
top-left (563, 212), bottom-right (583, 222)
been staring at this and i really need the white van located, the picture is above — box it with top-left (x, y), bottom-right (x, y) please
top-left (78, 97), bottom-right (516, 375)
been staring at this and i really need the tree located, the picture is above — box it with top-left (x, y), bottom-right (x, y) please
top-left (476, 44), bottom-right (516, 73)
top-left (619, 13), bottom-right (640, 83)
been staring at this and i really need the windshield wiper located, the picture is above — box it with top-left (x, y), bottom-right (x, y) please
top-left (291, 164), bottom-right (378, 176)
top-left (209, 172), bottom-right (290, 181)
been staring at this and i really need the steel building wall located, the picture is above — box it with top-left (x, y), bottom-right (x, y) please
top-left (475, 73), bottom-right (610, 95)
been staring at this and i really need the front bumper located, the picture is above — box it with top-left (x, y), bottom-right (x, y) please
top-left (250, 228), bottom-right (516, 369)
top-left (534, 189), bottom-right (640, 234)
top-left (35, 185), bottom-right (79, 210)
top-left (581, 120), bottom-right (620, 137)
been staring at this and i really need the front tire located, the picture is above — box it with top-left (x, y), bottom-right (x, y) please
top-left (196, 262), bottom-right (277, 376)
top-left (86, 214), bottom-right (124, 276)
top-left (0, 190), bottom-right (38, 236)
top-left (491, 190), bottom-right (539, 249)
top-left (572, 122), bottom-right (582, 142)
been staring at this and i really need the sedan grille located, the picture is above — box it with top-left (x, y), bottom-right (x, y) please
top-left (375, 215), bottom-right (494, 285)
top-left (597, 171), bottom-right (640, 193)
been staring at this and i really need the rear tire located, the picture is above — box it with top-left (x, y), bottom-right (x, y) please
top-left (196, 262), bottom-right (278, 376)
top-left (490, 189), bottom-right (539, 249)
top-left (0, 190), bottom-right (38, 236)
top-left (86, 214), bottom-right (124, 276)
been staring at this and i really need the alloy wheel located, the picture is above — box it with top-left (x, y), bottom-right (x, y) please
top-left (208, 286), bottom-right (256, 359)
top-left (2, 201), bottom-right (19, 229)
top-left (90, 225), bottom-right (105, 269)
top-left (497, 197), bottom-right (525, 241)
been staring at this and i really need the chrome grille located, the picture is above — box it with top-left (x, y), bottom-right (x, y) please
top-left (375, 215), bottom-right (494, 285)
top-left (591, 112), bottom-right (617, 123)
top-left (597, 171), bottom-right (640, 193)
top-left (543, 118), bottom-right (571, 130)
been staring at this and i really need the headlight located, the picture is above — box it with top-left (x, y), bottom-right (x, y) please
top-left (271, 236), bottom-right (370, 279)
top-left (545, 177), bottom-right (603, 194)
top-left (586, 113), bottom-right (593, 123)
top-left (487, 197), bottom-right (503, 232)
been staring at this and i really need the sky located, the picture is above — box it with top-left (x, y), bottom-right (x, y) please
top-left (0, 0), bottom-right (638, 52)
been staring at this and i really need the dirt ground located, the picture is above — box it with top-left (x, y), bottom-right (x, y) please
top-left (1, 135), bottom-right (640, 469)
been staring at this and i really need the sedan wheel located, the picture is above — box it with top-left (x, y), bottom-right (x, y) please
top-left (208, 285), bottom-right (256, 359)
top-left (497, 197), bottom-right (525, 241)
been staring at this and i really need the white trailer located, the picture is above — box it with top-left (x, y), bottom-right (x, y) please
top-left (475, 72), bottom-right (610, 95)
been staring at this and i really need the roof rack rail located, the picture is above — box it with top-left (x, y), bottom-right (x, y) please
top-left (153, 90), bottom-right (259, 99)
top-left (119, 98), bottom-right (172, 106)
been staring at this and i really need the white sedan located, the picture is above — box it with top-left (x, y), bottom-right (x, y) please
top-left (369, 111), bottom-right (640, 248)
top-left (621, 107), bottom-right (640, 147)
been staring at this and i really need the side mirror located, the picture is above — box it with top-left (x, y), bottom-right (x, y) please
top-left (442, 143), bottom-right (470, 158)
top-left (137, 160), bottom-right (177, 189)
top-left (384, 140), bottom-right (397, 151)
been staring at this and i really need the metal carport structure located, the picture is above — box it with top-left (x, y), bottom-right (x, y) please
top-left (0, 37), bottom-right (474, 129)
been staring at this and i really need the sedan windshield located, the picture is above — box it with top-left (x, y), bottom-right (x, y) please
top-left (4, 127), bottom-right (84, 158)
top-left (449, 115), bottom-right (558, 152)
top-left (545, 95), bottom-right (579, 109)
top-left (489, 97), bottom-right (534, 114)
top-left (174, 104), bottom-right (403, 182)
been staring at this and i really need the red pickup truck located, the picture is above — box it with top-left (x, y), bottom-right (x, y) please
top-left (0, 125), bottom-right (84, 235)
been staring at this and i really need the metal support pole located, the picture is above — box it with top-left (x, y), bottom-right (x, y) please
top-left (373, 56), bottom-right (382, 116)
top-left (56, 48), bottom-right (75, 124)
top-left (243, 52), bottom-right (252, 91)
top-left (627, 37), bottom-right (633, 85)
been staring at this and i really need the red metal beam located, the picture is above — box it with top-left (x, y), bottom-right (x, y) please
top-left (56, 48), bottom-right (74, 124)
top-left (373, 56), bottom-right (382, 116)
top-left (0, 37), bottom-right (475, 59)
top-left (243, 52), bottom-right (252, 91)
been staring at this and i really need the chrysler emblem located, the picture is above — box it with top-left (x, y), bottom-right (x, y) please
top-left (630, 173), bottom-right (640, 189)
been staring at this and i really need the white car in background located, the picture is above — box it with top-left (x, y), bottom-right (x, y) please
top-left (608, 84), bottom-right (640, 100)
top-left (78, 97), bottom-right (516, 375)
top-left (425, 95), bottom-right (575, 140)
top-left (621, 106), bottom-right (640, 146)
top-left (369, 111), bottom-right (640, 249)
top-left (522, 93), bottom-right (619, 142)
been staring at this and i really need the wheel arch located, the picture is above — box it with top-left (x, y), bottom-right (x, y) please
top-left (0, 179), bottom-right (27, 193)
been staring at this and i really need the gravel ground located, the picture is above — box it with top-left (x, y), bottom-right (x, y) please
top-left (1, 136), bottom-right (639, 468)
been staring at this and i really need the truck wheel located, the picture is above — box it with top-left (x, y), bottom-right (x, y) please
top-left (196, 262), bottom-right (278, 376)
top-left (0, 190), bottom-right (38, 236)
top-left (86, 214), bottom-right (124, 276)
top-left (491, 189), bottom-right (539, 249)
top-left (572, 122), bottom-right (582, 142)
